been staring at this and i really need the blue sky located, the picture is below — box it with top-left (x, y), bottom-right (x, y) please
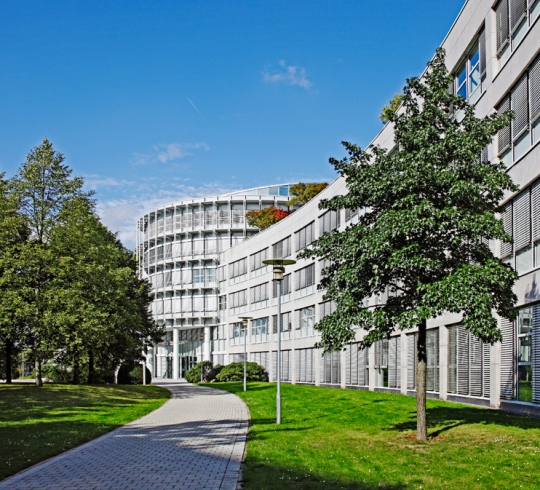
top-left (0, 0), bottom-right (465, 248)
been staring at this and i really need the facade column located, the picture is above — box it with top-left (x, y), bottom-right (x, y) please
top-left (204, 325), bottom-right (211, 362)
top-left (173, 328), bottom-right (179, 379)
top-left (340, 349), bottom-right (347, 389)
top-left (439, 326), bottom-right (448, 400)
top-left (491, 340), bottom-right (501, 408)
top-left (400, 332), bottom-right (408, 394)
top-left (146, 346), bottom-right (154, 377)
top-left (369, 343), bottom-right (376, 391)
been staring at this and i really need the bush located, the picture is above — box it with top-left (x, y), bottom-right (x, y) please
top-left (42, 364), bottom-right (72, 383)
top-left (118, 364), bottom-right (152, 384)
top-left (186, 361), bottom-right (215, 383)
top-left (128, 365), bottom-right (152, 385)
top-left (215, 362), bottom-right (267, 382)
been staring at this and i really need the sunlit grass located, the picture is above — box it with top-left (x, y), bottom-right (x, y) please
top-left (0, 384), bottom-right (170, 481)
top-left (210, 382), bottom-right (540, 489)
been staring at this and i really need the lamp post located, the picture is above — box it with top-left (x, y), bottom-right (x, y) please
top-left (263, 258), bottom-right (296, 424)
top-left (200, 331), bottom-right (205, 383)
top-left (238, 316), bottom-right (253, 392)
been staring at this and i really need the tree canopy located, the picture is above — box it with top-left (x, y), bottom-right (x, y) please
top-left (299, 48), bottom-right (517, 440)
top-left (287, 182), bottom-right (328, 207)
top-left (379, 93), bottom-right (404, 124)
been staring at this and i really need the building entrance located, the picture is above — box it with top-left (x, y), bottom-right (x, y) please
top-left (181, 355), bottom-right (198, 378)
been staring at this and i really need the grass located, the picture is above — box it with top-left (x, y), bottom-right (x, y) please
top-left (0, 383), bottom-right (170, 481)
top-left (209, 382), bottom-right (540, 489)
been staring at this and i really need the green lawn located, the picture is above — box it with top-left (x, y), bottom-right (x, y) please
top-left (210, 382), bottom-right (540, 489)
top-left (0, 384), bottom-right (170, 481)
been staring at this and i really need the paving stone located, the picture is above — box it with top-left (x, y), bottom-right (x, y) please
top-left (0, 380), bottom-right (248, 490)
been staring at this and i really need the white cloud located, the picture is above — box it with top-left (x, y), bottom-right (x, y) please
top-left (133, 142), bottom-right (209, 165)
top-left (262, 60), bottom-right (312, 89)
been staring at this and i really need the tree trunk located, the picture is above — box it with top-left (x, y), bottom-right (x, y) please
top-left (88, 350), bottom-right (95, 384)
top-left (114, 363), bottom-right (121, 384)
top-left (5, 338), bottom-right (12, 384)
top-left (416, 318), bottom-right (428, 441)
top-left (73, 350), bottom-right (80, 385)
top-left (35, 357), bottom-right (43, 387)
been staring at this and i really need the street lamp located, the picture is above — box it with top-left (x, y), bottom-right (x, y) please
top-left (238, 316), bottom-right (253, 392)
top-left (262, 258), bottom-right (296, 424)
top-left (200, 331), bottom-right (205, 383)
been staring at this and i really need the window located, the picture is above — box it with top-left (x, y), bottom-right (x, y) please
top-left (250, 248), bottom-right (268, 275)
top-left (218, 295), bottom-right (227, 311)
top-left (295, 264), bottom-right (315, 291)
top-left (320, 300), bottom-right (336, 319)
top-left (250, 283), bottom-right (269, 310)
top-left (193, 269), bottom-right (204, 284)
top-left (272, 312), bottom-right (292, 339)
top-left (319, 210), bottom-right (340, 235)
top-left (230, 322), bottom-right (244, 346)
top-left (321, 351), bottom-right (341, 384)
top-left (517, 308), bottom-right (533, 402)
top-left (497, 55), bottom-right (540, 166)
top-left (251, 317), bottom-right (268, 343)
top-left (495, 0), bottom-right (536, 64)
top-left (454, 29), bottom-right (486, 104)
top-left (447, 325), bottom-right (490, 398)
top-left (272, 274), bottom-right (291, 297)
top-left (229, 258), bottom-right (247, 284)
top-left (407, 330), bottom-right (440, 392)
top-left (250, 351), bottom-right (269, 372)
top-left (500, 182), bottom-right (540, 274)
top-left (272, 349), bottom-right (291, 381)
top-left (346, 343), bottom-right (369, 387)
top-left (297, 306), bottom-right (315, 337)
top-left (204, 268), bottom-right (216, 283)
top-left (373, 336), bottom-right (402, 389)
top-left (229, 289), bottom-right (247, 314)
top-left (272, 236), bottom-right (291, 258)
top-left (296, 222), bottom-right (315, 252)
top-left (296, 348), bottom-right (315, 383)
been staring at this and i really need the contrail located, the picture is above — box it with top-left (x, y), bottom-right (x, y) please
top-left (187, 97), bottom-right (203, 117)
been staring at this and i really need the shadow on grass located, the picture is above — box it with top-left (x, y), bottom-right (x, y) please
top-left (242, 461), bottom-right (407, 490)
top-left (385, 404), bottom-right (540, 437)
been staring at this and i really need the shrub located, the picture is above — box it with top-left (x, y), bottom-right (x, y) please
top-left (215, 362), bottom-right (267, 382)
top-left (185, 361), bottom-right (215, 383)
top-left (128, 365), bottom-right (153, 385)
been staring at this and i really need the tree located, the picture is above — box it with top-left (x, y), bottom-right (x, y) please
top-left (299, 48), bottom-right (517, 441)
top-left (0, 174), bottom-right (29, 383)
top-left (287, 182), bottom-right (328, 207)
top-left (12, 138), bottom-right (91, 386)
top-left (246, 205), bottom-right (290, 230)
top-left (379, 93), bottom-right (404, 124)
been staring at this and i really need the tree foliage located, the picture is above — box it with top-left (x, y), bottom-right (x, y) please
top-left (1, 138), bottom-right (163, 386)
top-left (299, 48), bottom-right (517, 440)
top-left (246, 205), bottom-right (291, 230)
top-left (379, 93), bottom-right (404, 124)
top-left (287, 182), bottom-right (328, 207)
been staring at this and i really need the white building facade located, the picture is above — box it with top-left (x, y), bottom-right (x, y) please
top-left (136, 185), bottom-right (294, 379)
top-left (139, 0), bottom-right (540, 416)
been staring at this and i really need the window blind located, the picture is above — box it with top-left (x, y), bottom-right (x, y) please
top-left (501, 203), bottom-right (513, 257)
top-left (533, 305), bottom-right (540, 403)
top-left (513, 189), bottom-right (531, 250)
top-left (497, 95), bottom-right (512, 153)
top-left (495, 0), bottom-right (510, 55)
top-left (500, 317), bottom-right (515, 399)
top-left (510, 0), bottom-right (527, 33)
top-left (530, 55), bottom-right (540, 122)
top-left (512, 75), bottom-right (529, 137)
top-left (407, 333), bottom-right (417, 390)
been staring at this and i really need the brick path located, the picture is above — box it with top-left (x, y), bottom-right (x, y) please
top-left (0, 381), bottom-right (249, 490)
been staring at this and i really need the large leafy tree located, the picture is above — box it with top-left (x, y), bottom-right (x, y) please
top-left (0, 174), bottom-right (30, 382)
top-left (299, 48), bottom-right (517, 440)
top-left (287, 182), bottom-right (328, 207)
top-left (12, 138), bottom-right (91, 386)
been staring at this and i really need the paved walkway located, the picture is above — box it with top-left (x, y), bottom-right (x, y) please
top-left (0, 381), bottom-right (249, 490)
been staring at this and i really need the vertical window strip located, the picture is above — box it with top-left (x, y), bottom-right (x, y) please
top-left (501, 202), bottom-right (514, 258)
top-left (513, 75), bottom-right (529, 138)
top-left (510, 0), bottom-right (528, 33)
top-left (513, 189), bottom-right (531, 250)
top-left (497, 94), bottom-right (512, 154)
top-left (500, 317), bottom-right (516, 399)
top-left (530, 56), bottom-right (540, 122)
top-left (496, 0), bottom-right (510, 56)
top-left (533, 305), bottom-right (540, 403)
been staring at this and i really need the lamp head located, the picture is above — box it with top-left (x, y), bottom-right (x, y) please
top-left (262, 258), bottom-right (296, 281)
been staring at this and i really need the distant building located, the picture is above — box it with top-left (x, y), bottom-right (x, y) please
top-left (138, 0), bottom-right (540, 416)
